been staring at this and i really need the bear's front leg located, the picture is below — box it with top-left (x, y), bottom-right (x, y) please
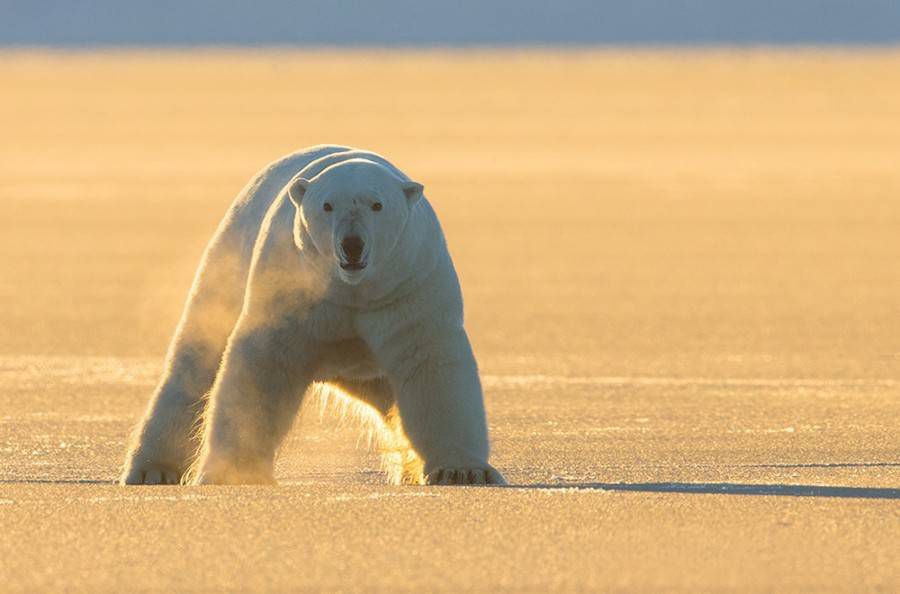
top-left (385, 324), bottom-right (506, 486)
top-left (190, 321), bottom-right (314, 485)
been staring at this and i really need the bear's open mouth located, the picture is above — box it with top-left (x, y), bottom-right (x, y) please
top-left (339, 260), bottom-right (367, 271)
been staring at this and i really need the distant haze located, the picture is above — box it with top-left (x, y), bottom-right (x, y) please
top-left (2, 0), bottom-right (900, 46)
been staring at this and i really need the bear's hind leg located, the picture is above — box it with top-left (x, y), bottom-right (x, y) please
top-left (328, 376), bottom-right (395, 417)
top-left (121, 342), bottom-right (228, 484)
top-left (122, 244), bottom-right (248, 485)
top-left (327, 377), bottom-right (424, 485)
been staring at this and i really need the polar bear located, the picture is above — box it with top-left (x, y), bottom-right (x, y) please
top-left (121, 145), bottom-right (505, 486)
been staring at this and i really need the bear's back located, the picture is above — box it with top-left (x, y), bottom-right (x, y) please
top-left (228, 145), bottom-right (352, 231)
top-left (227, 146), bottom-right (423, 240)
top-left (294, 149), bottom-right (412, 185)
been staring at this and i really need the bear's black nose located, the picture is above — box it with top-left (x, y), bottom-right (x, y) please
top-left (341, 235), bottom-right (365, 263)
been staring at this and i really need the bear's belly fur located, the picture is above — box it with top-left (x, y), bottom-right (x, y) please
top-left (316, 338), bottom-right (382, 381)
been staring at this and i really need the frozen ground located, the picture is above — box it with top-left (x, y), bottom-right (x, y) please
top-left (1, 356), bottom-right (898, 592)
top-left (0, 50), bottom-right (898, 592)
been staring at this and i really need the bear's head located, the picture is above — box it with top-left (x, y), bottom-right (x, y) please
top-left (287, 158), bottom-right (424, 286)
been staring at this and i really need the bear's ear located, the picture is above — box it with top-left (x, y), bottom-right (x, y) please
top-left (401, 181), bottom-right (424, 206)
top-left (287, 177), bottom-right (311, 207)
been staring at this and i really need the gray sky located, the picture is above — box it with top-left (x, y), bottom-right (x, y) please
top-left (2, 0), bottom-right (899, 46)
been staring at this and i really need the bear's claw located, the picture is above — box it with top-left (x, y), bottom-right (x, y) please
top-left (121, 465), bottom-right (182, 485)
top-left (425, 467), bottom-right (507, 486)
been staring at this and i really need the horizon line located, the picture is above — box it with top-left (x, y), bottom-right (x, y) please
top-left (2, 42), bottom-right (900, 53)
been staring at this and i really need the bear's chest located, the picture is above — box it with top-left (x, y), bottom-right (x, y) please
top-left (300, 301), bottom-right (382, 380)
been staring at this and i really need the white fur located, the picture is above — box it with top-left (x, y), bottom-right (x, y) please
top-left (121, 145), bottom-right (504, 486)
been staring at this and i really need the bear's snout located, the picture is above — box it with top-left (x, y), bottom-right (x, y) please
top-left (339, 235), bottom-right (366, 270)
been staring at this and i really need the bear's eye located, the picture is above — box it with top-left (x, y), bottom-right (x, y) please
top-left (371, 202), bottom-right (383, 212)
top-left (323, 202), bottom-right (333, 213)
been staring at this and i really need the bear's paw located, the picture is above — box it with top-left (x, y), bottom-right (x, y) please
top-left (425, 466), bottom-right (507, 486)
